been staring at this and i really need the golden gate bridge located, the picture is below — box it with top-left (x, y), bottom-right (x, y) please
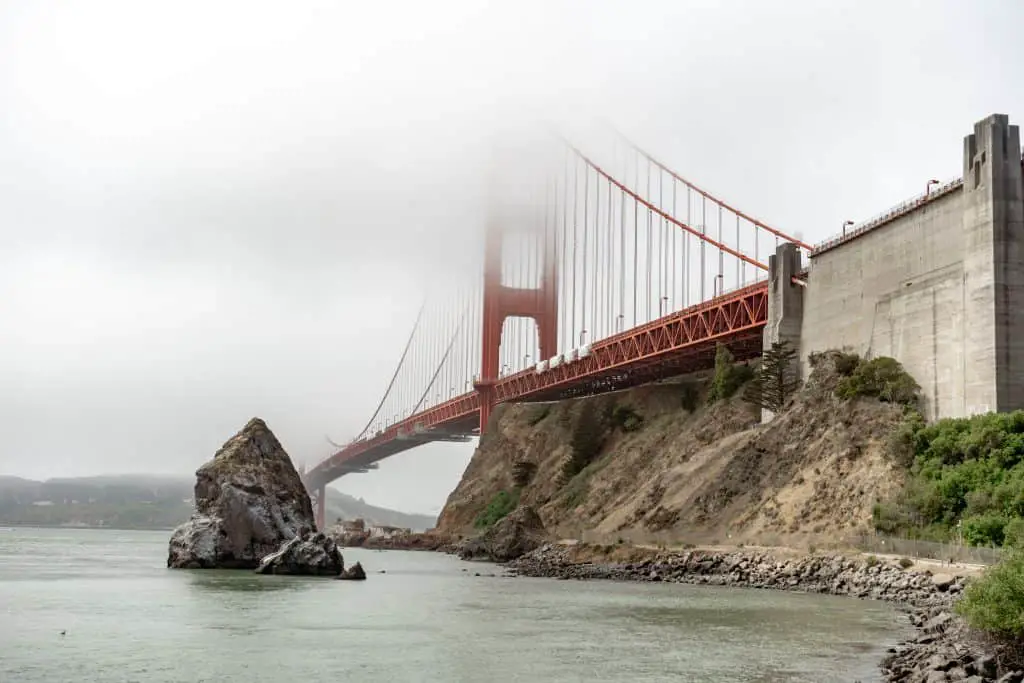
top-left (303, 125), bottom-right (812, 528)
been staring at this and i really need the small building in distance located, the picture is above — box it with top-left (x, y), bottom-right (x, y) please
top-left (368, 524), bottom-right (410, 539)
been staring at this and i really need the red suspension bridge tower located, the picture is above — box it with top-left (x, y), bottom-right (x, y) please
top-left (475, 215), bottom-right (559, 433)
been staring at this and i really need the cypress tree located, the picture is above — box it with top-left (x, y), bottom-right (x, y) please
top-left (745, 341), bottom-right (800, 413)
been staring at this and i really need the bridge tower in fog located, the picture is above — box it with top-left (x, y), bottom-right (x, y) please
top-left (475, 139), bottom-right (560, 433)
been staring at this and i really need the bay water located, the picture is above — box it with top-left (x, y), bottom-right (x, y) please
top-left (0, 527), bottom-right (912, 682)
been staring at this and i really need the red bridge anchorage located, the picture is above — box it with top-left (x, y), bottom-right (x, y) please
top-left (305, 128), bottom-right (811, 529)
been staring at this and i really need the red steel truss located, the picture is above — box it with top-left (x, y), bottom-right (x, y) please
top-left (305, 282), bottom-right (768, 490)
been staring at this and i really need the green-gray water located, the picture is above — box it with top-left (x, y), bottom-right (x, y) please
top-left (0, 527), bottom-right (911, 682)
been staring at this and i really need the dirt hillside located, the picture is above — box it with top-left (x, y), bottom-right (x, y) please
top-left (436, 356), bottom-right (907, 549)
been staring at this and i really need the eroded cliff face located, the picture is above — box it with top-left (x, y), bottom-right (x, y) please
top-left (436, 360), bottom-right (906, 548)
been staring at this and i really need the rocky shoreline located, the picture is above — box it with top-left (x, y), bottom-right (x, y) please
top-left (505, 543), bottom-right (1021, 683)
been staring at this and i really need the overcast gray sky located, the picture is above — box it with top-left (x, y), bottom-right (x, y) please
top-left (1, 1), bottom-right (1022, 515)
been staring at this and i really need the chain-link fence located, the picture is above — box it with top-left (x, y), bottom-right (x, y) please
top-left (847, 533), bottom-right (1005, 566)
top-left (568, 528), bottom-right (1006, 566)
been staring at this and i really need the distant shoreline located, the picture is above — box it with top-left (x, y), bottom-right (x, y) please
top-left (0, 523), bottom-right (175, 532)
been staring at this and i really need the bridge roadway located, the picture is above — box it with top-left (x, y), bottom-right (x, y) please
top-left (304, 281), bottom-right (769, 492)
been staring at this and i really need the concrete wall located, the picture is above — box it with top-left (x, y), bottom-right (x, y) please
top-left (777, 114), bottom-right (1024, 420)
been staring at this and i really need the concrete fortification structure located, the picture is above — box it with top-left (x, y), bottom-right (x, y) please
top-left (767, 114), bottom-right (1024, 420)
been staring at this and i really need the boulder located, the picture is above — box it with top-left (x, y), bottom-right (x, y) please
top-left (337, 561), bottom-right (367, 581)
top-left (458, 505), bottom-right (548, 563)
top-left (485, 505), bottom-right (548, 562)
top-left (168, 417), bottom-right (317, 569)
top-left (456, 535), bottom-right (491, 562)
top-left (255, 532), bottom-right (344, 576)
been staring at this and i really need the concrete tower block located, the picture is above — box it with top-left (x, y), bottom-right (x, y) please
top-left (762, 242), bottom-right (804, 422)
top-left (961, 114), bottom-right (1024, 415)
top-left (765, 242), bottom-right (804, 354)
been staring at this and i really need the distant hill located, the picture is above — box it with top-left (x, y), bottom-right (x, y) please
top-left (0, 475), bottom-right (436, 531)
top-left (323, 487), bottom-right (436, 531)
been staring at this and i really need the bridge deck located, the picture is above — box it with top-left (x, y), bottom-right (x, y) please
top-left (306, 282), bottom-right (768, 489)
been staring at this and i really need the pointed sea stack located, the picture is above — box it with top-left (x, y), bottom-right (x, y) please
top-left (168, 417), bottom-right (339, 572)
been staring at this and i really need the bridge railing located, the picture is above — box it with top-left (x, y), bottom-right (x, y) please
top-left (812, 176), bottom-right (963, 255)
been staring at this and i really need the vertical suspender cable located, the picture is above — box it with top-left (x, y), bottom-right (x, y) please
top-left (581, 162), bottom-right (589, 345)
top-left (658, 167), bottom-right (665, 315)
top-left (700, 195), bottom-right (706, 302)
top-left (626, 147), bottom-right (634, 327)
top-left (737, 215), bottom-right (742, 288)
top-left (718, 205), bottom-right (724, 296)
top-left (571, 154), bottom-right (579, 352)
top-left (671, 178), bottom-right (677, 311)
top-left (565, 148), bottom-right (573, 352)
top-left (755, 226), bottom-right (760, 283)
top-left (592, 167), bottom-right (599, 338)
top-left (619, 151), bottom-right (626, 330)
top-left (606, 175), bottom-right (612, 337)
top-left (646, 158), bottom-right (652, 322)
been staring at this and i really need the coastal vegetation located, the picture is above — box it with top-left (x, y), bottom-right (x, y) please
top-left (957, 550), bottom-right (1024, 637)
top-left (874, 409), bottom-right (1024, 547)
top-left (706, 344), bottom-right (753, 403)
top-left (473, 489), bottom-right (519, 530)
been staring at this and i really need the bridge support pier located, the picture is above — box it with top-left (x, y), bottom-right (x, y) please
top-left (313, 485), bottom-right (325, 531)
top-left (763, 242), bottom-right (804, 422)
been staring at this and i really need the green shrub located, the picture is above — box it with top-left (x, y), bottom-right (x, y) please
top-left (707, 344), bottom-right (754, 403)
top-left (834, 351), bottom-right (862, 377)
top-left (1006, 519), bottom-right (1024, 549)
top-left (473, 489), bottom-right (519, 530)
top-left (956, 551), bottom-right (1024, 637)
top-left (898, 557), bottom-right (914, 569)
top-left (836, 356), bottom-right (920, 405)
top-left (611, 405), bottom-right (643, 432)
top-left (963, 513), bottom-right (1009, 547)
top-left (873, 501), bottom-right (915, 535)
top-left (887, 410), bottom-right (927, 467)
top-left (865, 555), bottom-right (880, 568)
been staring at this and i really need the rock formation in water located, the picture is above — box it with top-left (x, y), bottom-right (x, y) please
top-left (255, 531), bottom-right (344, 576)
top-left (337, 561), bottom-right (367, 580)
top-left (458, 505), bottom-right (547, 562)
top-left (167, 417), bottom-right (318, 570)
